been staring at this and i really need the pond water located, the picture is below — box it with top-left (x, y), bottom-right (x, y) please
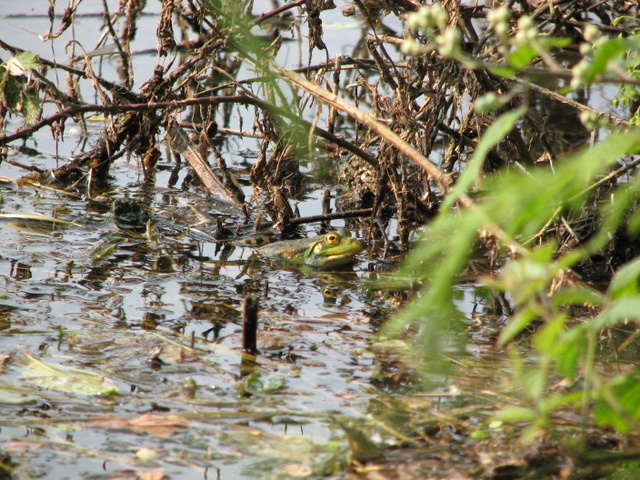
top-left (0, 2), bottom-right (524, 479)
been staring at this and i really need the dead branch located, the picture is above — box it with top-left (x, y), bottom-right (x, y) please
top-left (166, 120), bottom-right (245, 213)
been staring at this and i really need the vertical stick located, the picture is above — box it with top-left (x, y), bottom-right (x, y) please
top-left (242, 295), bottom-right (259, 355)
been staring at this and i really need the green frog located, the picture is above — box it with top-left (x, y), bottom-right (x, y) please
top-left (256, 228), bottom-right (364, 268)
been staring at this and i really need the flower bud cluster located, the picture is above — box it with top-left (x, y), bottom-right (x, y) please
top-left (474, 92), bottom-right (504, 113)
top-left (400, 38), bottom-right (428, 56)
top-left (487, 6), bottom-right (510, 39)
top-left (513, 15), bottom-right (539, 46)
top-left (579, 24), bottom-right (602, 55)
top-left (403, 5), bottom-right (461, 58)
top-left (571, 25), bottom-right (614, 90)
top-left (579, 110), bottom-right (609, 130)
top-left (435, 28), bottom-right (461, 58)
top-left (406, 5), bottom-right (448, 32)
top-left (570, 59), bottom-right (591, 89)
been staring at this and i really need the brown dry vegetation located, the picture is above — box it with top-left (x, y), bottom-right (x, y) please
top-left (1, 0), bottom-right (638, 257)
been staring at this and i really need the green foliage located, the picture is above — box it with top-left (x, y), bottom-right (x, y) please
top-left (442, 106), bottom-right (527, 212)
top-left (0, 52), bottom-right (40, 124)
top-left (390, 117), bottom-right (640, 436)
top-left (610, 256), bottom-right (640, 299)
top-left (201, 0), bottom-right (315, 160)
top-left (392, 10), bottom-right (640, 439)
top-left (613, 36), bottom-right (640, 124)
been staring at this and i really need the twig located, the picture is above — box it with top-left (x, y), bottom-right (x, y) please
top-left (278, 67), bottom-right (456, 193)
top-left (510, 77), bottom-right (632, 129)
top-left (250, 0), bottom-right (305, 26)
top-left (288, 209), bottom-right (373, 225)
top-left (0, 94), bottom-right (378, 168)
top-left (241, 296), bottom-right (259, 355)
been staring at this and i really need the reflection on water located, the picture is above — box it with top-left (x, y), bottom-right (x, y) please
top-left (0, 180), bottom-right (497, 477)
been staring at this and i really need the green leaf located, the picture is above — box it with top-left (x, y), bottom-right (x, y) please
top-left (592, 297), bottom-right (640, 329)
top-left (509, 44), bottom-right (538, 69)
top-left (500, 245), bottom-right (556, 305)
top-left (609, 256), bottom-right (640, 299)
top-left (553, 327), bottom-right (587, 380)
top-left (537, 37), bottom-right (572, 49)
top-left (498, 307), bottom-right (540, 346)
top-left (521, 367), bottom-right (548, 401)
top-left (594, 371), bottom-right (640, 433)
top-left (483, 127), bottom-right (640, 239)
top-left (585, 37), bottom-right (627, 84)
top-left (22, 91), bottom-right (40, 124)
top-left (628, 209), bottom-right (640, 235)
top-left (489, 65), bottom-right (517, 77)
top-left (532, 314), bottom-right (566, 355)
top-left (441, 106), bottom-right (527, 213)
top-left (469, 430), bottom-right (491, 440)
top-left (550, 285), bottom-right (607, 309)
top-left (16, 51), bottom-right (40, 70)
top-left (494, 405), bottom-right (536, 423)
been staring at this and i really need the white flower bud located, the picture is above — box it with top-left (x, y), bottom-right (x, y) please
top-left (417, 6), bottom-right (431, 27)
top-left (487, 6), bottom-right (510, 27)
top-left (517, 15), bottom-right (534, 32)
top-left (430, 5), bottom-right (448, 29)
top-left (436, 28), bottom-right (461, 57)
top-left (407, 12), bottom-right (423, 31)
top-left (570, 60), bottom-right (590, 88)
top-left (583, 24), bottom-right (599, 43)
top-left (495, 22), bottom-right (509, 38)
top-left (401, 38), bottom-right (426, 56)
top-left (514, 29), bottom-right (527, 45)
top-left (579, 42), bottom-right (591, 55)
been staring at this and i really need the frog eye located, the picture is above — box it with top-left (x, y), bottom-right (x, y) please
top-left (325, 233), bottom-right (340, 245)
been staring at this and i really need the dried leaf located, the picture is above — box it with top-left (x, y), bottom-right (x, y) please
top-left (166, 121), bottom-right (244, 212)
top-left (126, 413), bottom-right (190, 436)
top-left (128, 413), bottom-right (188, 428)
top-left (137, 469), bottom-right (166, 480)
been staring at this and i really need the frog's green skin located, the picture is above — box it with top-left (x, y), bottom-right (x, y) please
top-left (256, 228), bottom-right (363, 268)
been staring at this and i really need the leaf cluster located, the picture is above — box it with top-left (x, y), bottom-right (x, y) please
top-left (391, 7), bottom-right (640, 441)
top-left (0, 52), bottom-right (40, 125)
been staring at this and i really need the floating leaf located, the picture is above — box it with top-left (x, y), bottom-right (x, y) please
top-left (125, 413), bottom-right (190, 436)
top-left (0, 381), bottom-right (39, 404)
top-left (0, 213), bottom-right (81, 234)
top-left (237, 372), bottom-right (285, 395)
top-left (18, 353), bottom-right (118, 396)
top-left (128, 413), bottom-right (189, 429)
